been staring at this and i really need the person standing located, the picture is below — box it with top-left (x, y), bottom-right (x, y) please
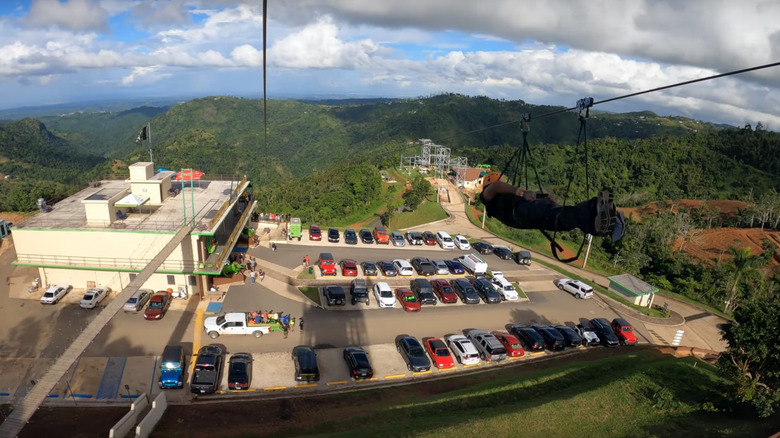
top-left (299, 317), bottom-right (304, 332)
top-left (250, 270), bottom-right (256, 284)
top-left (290, 317), bottom-right (296, 332)
top-left (303, 255), bottom-right (310, 267)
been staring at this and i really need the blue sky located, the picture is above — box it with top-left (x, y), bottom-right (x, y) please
top-left (1, 0), bottom-right (779, 128)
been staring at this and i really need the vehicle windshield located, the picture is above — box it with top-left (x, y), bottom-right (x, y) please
top-left (435, 349), bottom-right (449, 357)
top-left (162, 362), bottom-right (180, 370)
top-left (622, 327), bottom-right (633, 332)
top-left (148, 301), bottom-right (163, 309)
top-left (442, 286), bottom-right (454, 294)
top-left (215, 315), bottom-right (226, 325)
top-left (231, 363), bottom-right (246, 373)
top-left (354, 354), bottom-right (370, 368)
top-left (511, 343), bottom-right (523, 349)
top-left (43, 292), bottom-right (54, 297)
top-left (410, 347), bottom-right (425, 356)
top-left (380, 291), bottom-right (393, 298)
top-left (443, 237), bottom-right (453, 242)
top-left (83, 294), bottom-right (94, 300)
top-left (127, 297), bottom-right (138, 304)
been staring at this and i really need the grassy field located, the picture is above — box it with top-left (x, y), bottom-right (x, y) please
top-left (297, 286), bottom-right (321, 306)
top-left (391, 200), bottom-right (449, 229)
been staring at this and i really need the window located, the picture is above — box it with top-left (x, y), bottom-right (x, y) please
top-left (167, 275), bottom-right (175, 285)
top-left (188, 275), bottom-right (197, 286)
top-left (128, 273), bottom-right (137, 281)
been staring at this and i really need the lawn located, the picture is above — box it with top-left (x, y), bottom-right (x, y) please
top-left (391, 200), bottom-right (448, 229)
top-left (297, 286), bottom-right (321, 307)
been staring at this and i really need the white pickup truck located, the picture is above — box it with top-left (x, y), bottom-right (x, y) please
top-left (203, 312), bottom-right (282, 339)
top-left (487, 271), bottom-right (519, 301)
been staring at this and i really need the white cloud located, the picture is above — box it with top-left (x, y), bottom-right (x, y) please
top-left (26, 0), bottom-right (109, 32)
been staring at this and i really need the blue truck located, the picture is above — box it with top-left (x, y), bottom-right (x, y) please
top-left (159, 345), bottom-right (185, 389)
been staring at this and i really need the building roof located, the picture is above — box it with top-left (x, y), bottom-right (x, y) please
top-left (608, 274), bottom-right (658, 296)
top-left (463, 167), bottom-right (483, 182)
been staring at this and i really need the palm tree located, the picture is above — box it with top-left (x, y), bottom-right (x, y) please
top-left (723, 246), bottom-right (765, 313)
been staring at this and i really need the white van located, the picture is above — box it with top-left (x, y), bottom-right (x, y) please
top-left (458, 253), bottom-right (488, 275)
top-left (435, 231), bottom-right (455, 249)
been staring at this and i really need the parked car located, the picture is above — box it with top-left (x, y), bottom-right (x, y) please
top-left (590, 318), bottom-right (620, 347)
top-left (144, 291), bottom-right (172, 320)
top-left (491, 331), bottom-right (525, 358)
top-left (493, 246), bottom-right (514, 260)
top-left (611, 318), bottom-right (638, 345)
top-left (318, 252), bottom-right (337, 276)
top-left (40, 284), bottom-right (72, 305)
top-left (471, 278), bottom-right (502, 304)
top-left (424, 337), bottom-right (455, 369)
top-left (373, 282), bottom-right (396, 308)
top-left (431, 279), bottom-right (459, 303)
top-left (410, 278), bottom-right (437, 306)
top-left (575, 322), bottom-right (602, 346)
top-left (393, 258), bottom-right (415, 276)
top-left (123, 289), bottom-right (153, 312)
top-left (444, 259), bottom-right (466, 275)
top-left (422, 231), bottom-right (437, 245)
top-left (309, 224), bottom-right (322, 241)
top-left (361, 261), bottom-right (378, 276)
top-left (454, 235), bottom-right (471, 250)
top-left (451, 278), bottom-right (481, 304)
top-left (396, 288), bottom-right (421, 312)
top-left (373, 226), bottom-right (389, 244)
top-left (532, 324), bottom-right (566, 351)
top-left (431, 260), bottom-right (450, 275)
top-left (436, 231), bottom-right (456, 249)
top-left (466, 329), bottom-right (508, 362)
top-left (349, 279), bottom-right (370, 305)
top-left (359, 228), bottom-right (374, 244)
top-left (445, 334), bottom-right (481, 365)
top-left (389, 231), bottom-right (406, 246)
top-left (472, 241), bottom-right (494, 255)
top-left (80, 287), bottom-right (109, 309)
top-left (487, 271), bottom-right (520, 301)
top-left (343, 346), bottom-right (373, 380)
top-left (190, 345), bottom-right (224, 394)
top-left (158, 345), bottom-right (186, 389)
top-left (405, 231), bottom-right (424, 245)
top-left (507, 324), bottom-right (546, 352)
top-left (344, 228), bottom-right (358, 245)
top-left (556, 278), bottom-right (594, 299)
top-left (515, 250), bottom-right (532, 265)
top-left (227, 353), bottom-right (253, 390)
top-left (339, 259), bottom-right (359, 276)
top-left (327, 227), bottom-right (340, 242)
top-left (292, 345), bottom-right (320, 382)
top-left (376, 260), bottom-right (398, 277)
top-left (396, 335), bottom-right (431, 372)
top-left (410, 257), bottom-right (436, 276)
top-left (552, 324), bottom-right (584, 348)
top-left (323, 285), bottom-right (346, 306)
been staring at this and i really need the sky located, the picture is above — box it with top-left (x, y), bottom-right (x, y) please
top-left (1, 0), bottom-right (779, 128)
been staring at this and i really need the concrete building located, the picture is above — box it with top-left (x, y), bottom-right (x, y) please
top-left (11, 162), bottom-right (254, 297)
top-left (608, 273), bottom-right (658, 308)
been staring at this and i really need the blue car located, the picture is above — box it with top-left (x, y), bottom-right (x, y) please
top-left (444, 259), bottom-right (466, 275)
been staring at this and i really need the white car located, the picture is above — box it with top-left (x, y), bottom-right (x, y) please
top-left (40, 285), bottom-right (72, 304)
top-left (556, 278), bottom-right (594, 299)
top-left (446, 334), bottom-right (481, 366)
top-left (435, 231), bottom-right (456, 249)
top-left (432, 260), bottom-right (450, 276)
top-left (372, 282), bottom-right (396, 308)
top-left (454, 235), bottom-right (471, 250)
top-left (80, 287), bottom-right (109, 309)
top-left (393, 259), bottom-right (415, 276)
top-left (488, 271), bottom-right (519, 301)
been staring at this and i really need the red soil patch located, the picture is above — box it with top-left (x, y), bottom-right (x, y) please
top-left (673, 227), bottom-right (780, 266)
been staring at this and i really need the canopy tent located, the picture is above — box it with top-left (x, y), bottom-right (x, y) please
top-left (114, 193), bottom-right (149, 208)
top-left (176, 169), bottom-right (205, 180)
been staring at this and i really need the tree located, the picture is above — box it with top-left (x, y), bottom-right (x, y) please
top-left (403, 174), bottom-right (433, 211)
top-left (723, 246), bottom-right (766, 313)
top-left (718, 299), bottom-right (780, 417)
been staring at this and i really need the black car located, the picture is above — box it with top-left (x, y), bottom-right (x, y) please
top-left (451, 278), bottom-right (480, 304)
top-left (292, 345), bottom-right (320, 382)
top-left (405, 231), bottom-right (424, 245)
top-left (471, 278), bottom-right (502, 304)
top-left (323, 285), bottom-right (346, 306)
top-left (591, 318), bottom-right (620, 347)
top-left (344, 228), bottom-right (358, 245)
top-left (190, 345), bottom-right (225, 394)
top-left (396, 335), bottom-right (431, 372)
top-left (376, 260), bottom-right (398, 277)
top-left (349, 279), bottom-right (370, 305)
top-left (444, 259), bottom-right (466, 275)
top-left (227, 352), bottom-right (253, 390)
top-left (493, 246), bottom-right (514, 260)
top-left (343, 346), bottom-right (374, 380)
top-left (410, 278), bottom-right (437, 306)
top-left (361, 261), bottom-right (378, 276)
top-left (327, 227), bottom-right (340, 243)
top-left (532, 324), bottom-right (566, 351)
top-left (553, 324), bottom-right (584, 348)
top-left (507, 324), bottom-right (546, 352)
top-left (359, 228), bottom-right (374, 244)
top-left (410, 257), bottom-right (436, 276)
top-left (472, 241), bottom-right (494, 254)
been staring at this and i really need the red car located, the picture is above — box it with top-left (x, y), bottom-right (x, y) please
top-left (318, 253), bottom-right (337, 276)
top-left (340, 259), bottom-right (358, 277)
top-left (309, 224), bottom-right (322, 241)
top-left (143, 291), bottom-right (172, 320)
top-left (431, 279), bottom-right (458, 303)
top-left (491, 331), bottom-right (525, 358)
top-left (396, 288), bottom-right (421, 312)
top-left (422, 231), bottom-right (437, 245)
top-left (611, 318), bottom-right (638, 345)
top-left (424, 337), bottom-right (455, 369)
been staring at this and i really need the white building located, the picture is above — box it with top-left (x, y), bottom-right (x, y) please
top-left (11, 162), bottom-right (254, 297)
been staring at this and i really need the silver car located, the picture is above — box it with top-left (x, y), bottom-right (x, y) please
top-left (123, 289), bottom-right (153, 312)
top-left (432, 260), bottom-right (450, 275)
top-left (80, 287), bottom-right (109, 309)
top-left (389, 231), bottom-right (405, 247)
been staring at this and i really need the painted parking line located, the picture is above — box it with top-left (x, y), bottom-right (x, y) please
top-left (326, 381), bottom-right (348, 386)
top-left (529, 351), bottom-right (547, 356)
top-left (295, 383), bottom-right (318, 389)
top-left (263, 386), bottom-right (287, 391)
top-left (412, 370), bottom-right (432, 376)
top-left (461, 363), bottom-right (483, 368)
top-left (384, 374), bottom-right (406, 380)
top-left (437, 367), bottom-right (457, 372)
top-left (355, 378), bottom-right (378, 382)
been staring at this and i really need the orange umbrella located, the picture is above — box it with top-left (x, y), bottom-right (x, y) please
top-left (176, 169), bottom-right (205, 180)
